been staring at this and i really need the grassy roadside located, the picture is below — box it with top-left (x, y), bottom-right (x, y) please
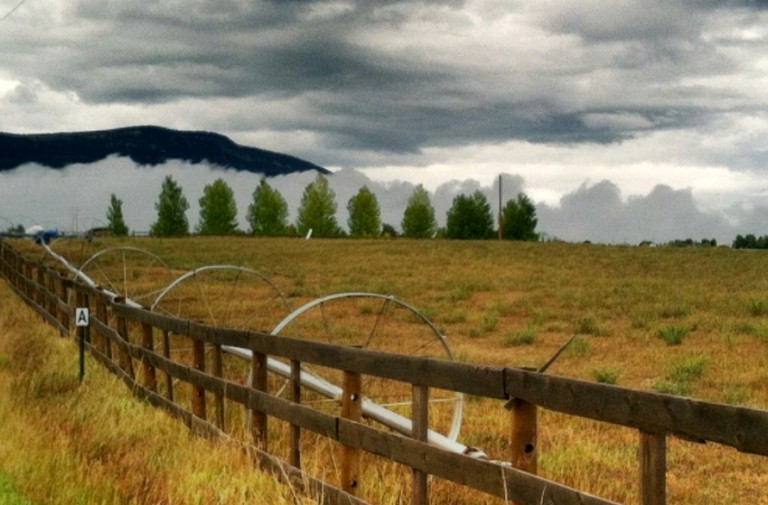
top-left (0, 278), bottom-right (311, 505)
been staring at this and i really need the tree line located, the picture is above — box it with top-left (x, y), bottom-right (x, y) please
top-left (106, 173), bottom-right (540, 241)
top-left (732, 234), bottom-right (768, 250)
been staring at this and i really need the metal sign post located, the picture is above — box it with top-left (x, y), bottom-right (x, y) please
top-left (75, 306), bottom-right (89, 381)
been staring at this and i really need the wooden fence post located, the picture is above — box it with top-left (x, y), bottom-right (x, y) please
top-left (509, 397), bottom-right (538, 494)
top-left (640, 431), bottom-right (666, 505)
top-left (95, 295), bottom-right (111, 359)
top-left (212, 343), bottom-right (225, 430)
top-left (43, 267), bottom-right (52, 315)
top-left (57, 275), bottom-right (70, 332)
top-left (141, 321), bottom-right (157, 392)
top-left (251, 352), bottom-right (269, 450)
top-left (412, 384), bottom-right (429, 505)
top-left (290, 359), bottom-right (302, 469)
top-left (341, 370), bottom-right (362, 496)
top-left (24, 262), bottom-right (33, 299)
top-left (36, 264), bottom-right (45, 308)
top-left (192, 339), bottom-right (206, 420)
top-left (114, 304), bottom-right (135, 380)
top-left (46, 267), bottom-right (57, 318)
top-left (162, 329), bottom-right (174, 402)
top-left (52, 271), bottom-right (62, 327)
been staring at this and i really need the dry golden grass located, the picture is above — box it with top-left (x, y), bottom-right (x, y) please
top-left (0, 276), bottom-right (313, 505)
top-left (6, 236), bottom-right (768, 504)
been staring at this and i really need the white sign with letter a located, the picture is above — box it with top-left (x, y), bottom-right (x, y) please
top-left (75, 307), bottom-right (90, 327)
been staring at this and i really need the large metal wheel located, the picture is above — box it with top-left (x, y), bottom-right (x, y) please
top-left (151, 265), bottom-right (291, 332)
top-left (150, 265), bottom-right (293, 432)
top-left (78, 247), bottom-right (176, 307)
top-left (270, 292), bottom-right (464, 443)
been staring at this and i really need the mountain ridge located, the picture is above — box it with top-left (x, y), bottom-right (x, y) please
top-left (0, 125), bottom-right (329, 176)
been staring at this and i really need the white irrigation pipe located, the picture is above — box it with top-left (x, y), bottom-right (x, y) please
top-left (42, 243), bottom-right (143, 309)
top-left (222, 345), bottom-right (485, 458)
top-left (43, 243), bottom-right (487, 459)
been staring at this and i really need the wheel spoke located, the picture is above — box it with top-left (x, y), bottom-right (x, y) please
top-left (365, 298), bottom-right (391, 349)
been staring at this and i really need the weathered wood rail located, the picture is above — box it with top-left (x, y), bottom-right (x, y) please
top-left (2, 239), bottom-right (767, 505)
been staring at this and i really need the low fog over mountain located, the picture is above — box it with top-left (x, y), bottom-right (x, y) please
top-left (0, 155), bottom-right (756, 245)
top-left (0, 126), bottom-right (327, 175)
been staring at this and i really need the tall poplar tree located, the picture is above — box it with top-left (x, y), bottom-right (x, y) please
top-left (347, 186), bottom-right (381, 237)
top-left (401, 184), bottom-right (437, 238)
top-left (151, 176), bottom-right (189, 237)
top-left (445, 190), bottom-right (494, 240)
top-left (247, 179), bottom-right (289, 236)
top-left (502, 193), bottom-right (539, 241)
top-left (106, 193), bottom-right (129, 236)
top-left (197, 178), bottom-right (239, 234)
top-left (295, 173), bottom-right (342, 238)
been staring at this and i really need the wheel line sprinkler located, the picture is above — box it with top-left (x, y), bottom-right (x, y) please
top-left (40, 242), bottom-right (488, 460)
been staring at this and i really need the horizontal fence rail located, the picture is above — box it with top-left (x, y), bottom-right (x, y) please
top-left (2, 238), bottom-right (768, 505)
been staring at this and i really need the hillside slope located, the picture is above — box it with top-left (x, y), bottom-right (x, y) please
top-left (0, 125), bottom-right (328, 176)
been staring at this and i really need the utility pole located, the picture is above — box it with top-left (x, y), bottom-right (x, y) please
top-left (498, 174), bottom-right (503, 240)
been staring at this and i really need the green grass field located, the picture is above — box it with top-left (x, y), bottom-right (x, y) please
top-left (4, 236), bottom-right (768, 504)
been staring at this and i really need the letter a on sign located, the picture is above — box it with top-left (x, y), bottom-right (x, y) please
top-left (75, 308), bottom-right (90, 327)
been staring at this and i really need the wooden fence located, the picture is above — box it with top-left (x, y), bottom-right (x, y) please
top-left (2, 239), bottom-right (768, 505)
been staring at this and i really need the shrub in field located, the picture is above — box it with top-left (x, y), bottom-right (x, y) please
top-left (756, 327), bottom-right (768, 344)
top-left (669, 356), bottom-right (708, 383)
top-left (566, 336), bottom-right (590, 357)
top-left (652, 356), bottom-right (708, 396)
top-left (658, 305), bottom-right (690, 319)
top-left (746, 298), bottom-right (768, 317)
top-left (480, 312), bottom-right (499, 333)
top-left (653, 379), bottom-right (692, 396)
top-left (725, 384), bottom-right (749, 405)
top-left (470, 314), bottom-right (498, 337)
top-left (631, 311), bottom-right (653, 330)
top-left (592, 368), bottom-right (619, 384)
top-left (450, 284), bottom-right (473, 302)
top-left (503, 325), bottom-right (537, 347)
top-left (733, 322), bottom-right (768, 343)
top-left (657, 325), bottom-right (689, 346)
top-left (574, 316), bottom-right (609, 336)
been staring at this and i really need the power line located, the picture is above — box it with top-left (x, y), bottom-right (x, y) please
top-left (1, 0), bottom-right (28, 21)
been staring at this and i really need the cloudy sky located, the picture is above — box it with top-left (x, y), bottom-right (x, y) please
top-left (3, 0), bottom-right (768, 243)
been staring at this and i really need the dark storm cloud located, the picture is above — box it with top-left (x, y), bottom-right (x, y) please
top-left (4, 0), bottom-right (735, 154)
